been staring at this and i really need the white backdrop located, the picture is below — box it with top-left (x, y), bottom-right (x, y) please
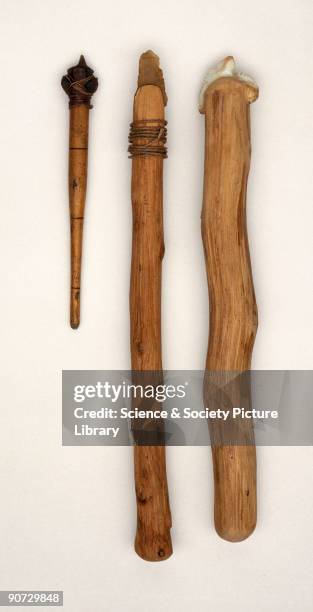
top-left (0, 0), bottom-right (312, 610)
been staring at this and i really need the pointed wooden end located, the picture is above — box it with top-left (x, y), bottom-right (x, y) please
top-left (137, 50), bottom-right (167, 105)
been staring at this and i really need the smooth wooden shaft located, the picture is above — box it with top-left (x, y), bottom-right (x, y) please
top-left (69, 105), bottom-right (89, 328)
top-left (202, 78), bottom-right (257, 541)
top-left (130, 85), bottom-right (172, 561)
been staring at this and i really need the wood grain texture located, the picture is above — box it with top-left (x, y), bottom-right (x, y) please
top-left (130, 53), bottom-right (172, 561)
top-left (69, 105), bottom-right (89, 328)
top-left (200, 71), bottom-right (258, 542)
top-left (61, 55), bottom-right (98, 329)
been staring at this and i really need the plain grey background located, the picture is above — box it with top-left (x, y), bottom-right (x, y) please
top-left (0, 0), bottom-right (312, 610)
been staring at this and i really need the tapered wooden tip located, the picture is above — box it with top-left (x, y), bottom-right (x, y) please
top-left (70, 288), bottom-right (80, 329)
top-left (137, 50), bottom-right (167, 104)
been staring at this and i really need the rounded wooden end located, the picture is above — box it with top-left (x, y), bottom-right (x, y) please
top-left (213, 445), bottom-right (257, 543)
top-left (135, 529), bottom-right (173, 562)
top-left (215, 517), bottom-right (256, 543)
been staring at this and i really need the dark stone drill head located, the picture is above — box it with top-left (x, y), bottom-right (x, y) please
top-left (61, 55), bottom-right (98, 107)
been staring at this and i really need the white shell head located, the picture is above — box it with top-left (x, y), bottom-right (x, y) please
top-left (199, 56), bottom-right (258, 111)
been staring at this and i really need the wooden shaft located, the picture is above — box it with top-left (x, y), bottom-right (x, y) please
top-left (61, 55), bottom-right (97, 328)
top-left (200, 60), bottom-right (258, 541)
top-left (130, 55), bottom-right (172, 561)
top-left (69, 105), bottom-right (89, 328)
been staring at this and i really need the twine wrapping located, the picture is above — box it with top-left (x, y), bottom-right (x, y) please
top-left (128, 119), bottom-right (168, 158)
